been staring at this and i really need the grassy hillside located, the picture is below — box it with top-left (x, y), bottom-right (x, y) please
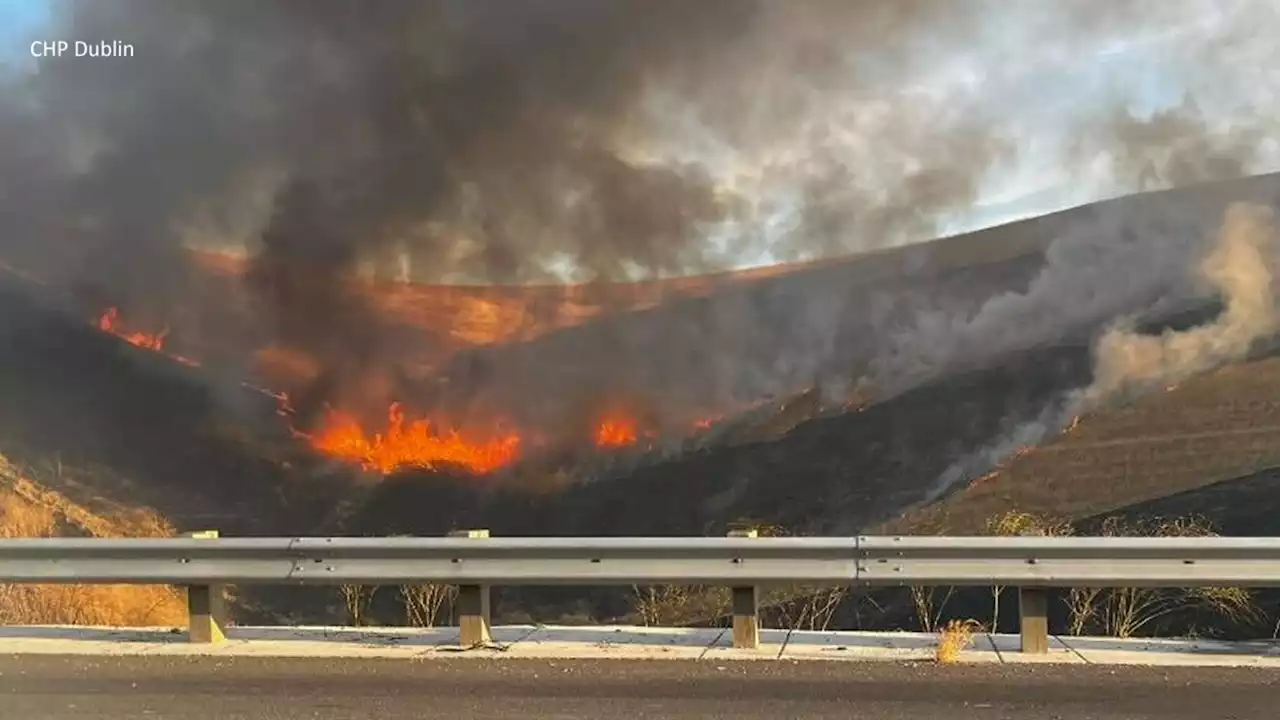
top-left (2, 173), bottom-right (1280, 550)
top-left (0, 454), bottom-right (187, 626)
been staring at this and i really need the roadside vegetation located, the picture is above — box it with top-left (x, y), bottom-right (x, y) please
top-left (624, 511), bottom-right (1264, 652)
top-left (0, 457), bottom-right (187, 627)
top-left (935, 619), bottom-right (981, 664)
top-left (909, 510), bottom-right (1263, 642)
top-left (0, 459), bottom-right (1267, 643)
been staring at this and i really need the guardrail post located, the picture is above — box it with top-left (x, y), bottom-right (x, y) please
top-left (449, 529), bottom-right (492, 647)
top-left (727, 529), bottom-right (760, 650)
top-left (184, 530), bottom-right (226, 645)
top-left (1018, 587), bottom-right (1049, 654)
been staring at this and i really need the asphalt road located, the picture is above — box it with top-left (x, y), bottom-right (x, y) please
top-left (2, 655), bottom-right (1277, 719)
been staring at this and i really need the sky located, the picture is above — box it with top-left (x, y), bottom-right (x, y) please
top-left (0, 0), bottom-right (49, 52)
top-left (0, 0), bottom-right (1276, 276)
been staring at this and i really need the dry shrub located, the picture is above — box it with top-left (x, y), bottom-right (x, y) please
top-left (632, 584), bottom-right (731, 627)
top-left (766, 585), bottom-right (848, 632)
top-left (0, 584), bottom-right (187, 626)
top-left (984, 510), bottom-right (1073, 538)
top-left (0, 470), bottom-right (187, 627)
top-left (909, 585), bottom-right (956, 633)
top-left (730, 520), bottom-right (851, 632)
top-left (339, 584), bottom-right (380, 626)
top-left (631, 521), bottom-right (838, 630)
top-left (935, 619), bottom-right (982, 664)
top-left (401, 584), bottom-right (457, 627)
top-left (1067, 515), bottom-right (1262, 638)
top-left (983, 510), bottom-right (1073, 632)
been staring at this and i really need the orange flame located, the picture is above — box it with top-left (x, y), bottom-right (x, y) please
top-left (90, 304), bottom-right (727, 471)
top-left (303, 402), bottom-right (521, 474)
top-left (594, 415), bottom-right (639, 448)
top-left (98, 307), bottom-right (167, 350)
top-left (97, 307), bottom-right (199, 366)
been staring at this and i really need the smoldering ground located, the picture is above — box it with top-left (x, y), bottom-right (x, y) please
top-left (0, 0), bottom-right (1278, 438)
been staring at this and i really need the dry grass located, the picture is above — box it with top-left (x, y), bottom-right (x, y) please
top-left (401, 583), bottom-right (457, 627)
top-left (1065, 515), bottom-right (1263, 638)
top-left (338, 584), bottom-right (379, 627)
top-left (983, 510), bottom-right (1073, 632)
top-left (935, 619), bottom-right (981, 664)
top-left (632, 584), bottom-right (732, 627)
top-left (0, 457), bottom-right (187, 627)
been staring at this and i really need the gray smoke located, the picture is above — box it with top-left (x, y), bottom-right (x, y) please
top-left (1083, 202), bottom-right (1280, 402)
top-left (1, 0), bottom-right (1278, 430)
top-left (862, 189), bottom-right (1217, 398)
top-left (927, 201), bottom-right (1280, 502)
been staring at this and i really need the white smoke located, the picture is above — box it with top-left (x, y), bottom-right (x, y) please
top-left (1081, 202), bottom-right (1280, 403)
top-left (927, 201), bottom-right (1280, 502)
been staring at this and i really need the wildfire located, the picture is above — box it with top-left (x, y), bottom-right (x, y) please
top-left (89, 303), bottom-right (718, 472)
top-left (302, 402), bottom-right (522, 474)
top-left (98, 307), bottom-right (166, 350)
top-left (594, 415), bottom-right (639, 448)
top-left (97, 307), bottom-right (199, 366)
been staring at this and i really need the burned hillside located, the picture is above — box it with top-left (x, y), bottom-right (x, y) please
top-left (0, 173), bottom-right (1275, 547)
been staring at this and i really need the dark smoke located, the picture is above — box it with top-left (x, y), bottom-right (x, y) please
top-left (1, 0), bottom-right (1278, 437)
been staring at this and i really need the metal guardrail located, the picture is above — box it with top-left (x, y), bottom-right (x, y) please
top-left (2, 533), bottom-right (1278, 653)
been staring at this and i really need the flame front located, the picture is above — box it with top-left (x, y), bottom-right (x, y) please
top-left (97, 307), bottom-right (199, 366)
top-left (304, 402), bottom-right (522, 474)
top-left (594, 415), bottom-right (639, 448)
top-left (99, 307), bottom-right (167, 351)
top-left (87, 304), bottom-right (768, 474)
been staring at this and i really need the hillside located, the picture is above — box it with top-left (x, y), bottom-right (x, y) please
top-left (402, 171), bottom-right (1280, 439)
top-left (889, 352), bottom-right (1280, 535)
top-left (0, 454), bottom-right (187, 626)
top-left (0, 174), bottom-right (1279, 554)
top-left (340, 342), bottom-right (1093, 537)
top-left (0, 276), bottom-right (353, 536)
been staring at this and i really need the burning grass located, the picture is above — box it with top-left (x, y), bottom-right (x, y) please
top-left (0, 457), bottom-right (187, 627)
top-left (299, 403), bottom-right (523, 475)
top-left (97, 307), bottom-right (199, 367)
top-left (594, 414), bottom-right (641, 449)
top-left (92, 305), bottom-right (674, 475)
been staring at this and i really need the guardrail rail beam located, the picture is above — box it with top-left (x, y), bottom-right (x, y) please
top-left (450, 529), bottom-right (492, 647)
top-left (6, 533), bottom-right (1280, 657)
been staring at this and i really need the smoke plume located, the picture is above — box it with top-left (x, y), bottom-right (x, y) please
top-left (928, 201), bottom-right (1280, 502)
top-left (2, 0), bottom-right (1280, 431)
top-left (1083, 202), bottom-right (1280, 403)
